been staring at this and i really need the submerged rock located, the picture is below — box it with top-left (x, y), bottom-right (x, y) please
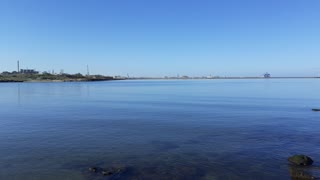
top-left (102, 167), bottom-right (126, 176)
top-left (288, 155), bottom-right (314, 166)
top-left (312, 109), bottom-right (320, 112)
top-left (87, 165), bottom-right (127, 177)
top-left (102, 170), bottom-right (113, 176)
top-left (289, 166), bottom-right (316, 180)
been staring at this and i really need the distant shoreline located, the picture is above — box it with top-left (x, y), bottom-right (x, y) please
top-left (0, 79), bottom-right (118, 83)
top-left (0, 77), bottom-right (319, 83)
top-left (127, 77), bottom-right (320, 80)
top-left (0, 74), bottom-right (119, 83)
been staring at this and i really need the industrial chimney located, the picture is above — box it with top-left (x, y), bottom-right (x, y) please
top-left (17, 61), bottom-right (20, 73)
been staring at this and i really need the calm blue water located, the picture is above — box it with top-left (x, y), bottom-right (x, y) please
top-left (1, 79), bottom-right (320, 180)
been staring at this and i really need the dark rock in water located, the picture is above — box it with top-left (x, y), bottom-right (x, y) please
top-left (101, 167), bottom-right (126, 176)
top-left (87, 165), bottom-right (127, 177)
top-left (312, 109), bottom-right (320, 112)
top-left (288, 155), bottom-right (314, 166)
top-left (289, 166), bottom-right (316, 180)
top-left (88, 167), bottom-right (98, 173)
top-left (102, 170), bottom-right (113, 176)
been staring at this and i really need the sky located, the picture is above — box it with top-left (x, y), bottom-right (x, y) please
top-left (1, 0), bottom-right (320, 77)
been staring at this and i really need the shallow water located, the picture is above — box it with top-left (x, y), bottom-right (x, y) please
top-left (1, 79), bottom-right (320, 180)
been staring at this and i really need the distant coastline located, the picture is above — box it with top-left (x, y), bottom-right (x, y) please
top-left (1, 75), bottom-right (318, 83)
top-left (128, 77), bottom-right (320, 80)
top-left (0, 73), bottom-right (120, 83)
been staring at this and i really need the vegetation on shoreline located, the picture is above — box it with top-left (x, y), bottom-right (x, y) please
top-left (0, 73), bottom-right (114, 82)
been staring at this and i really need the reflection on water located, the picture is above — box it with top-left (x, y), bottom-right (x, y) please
top-left (17, 83), bottom-right (20, 105)
top-left (0, 79), bottom-right (320, 180)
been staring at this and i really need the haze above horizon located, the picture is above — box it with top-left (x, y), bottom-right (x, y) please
top-left (1, 0), bottom-right (320, 77)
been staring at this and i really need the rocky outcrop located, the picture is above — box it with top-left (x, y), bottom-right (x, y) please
top-left (88, 166), bottom-right (126, 177)
top-left (288, 155), bottom-right (314, 166)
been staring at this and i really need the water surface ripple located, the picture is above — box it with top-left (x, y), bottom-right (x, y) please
top-left (1, 79), bottom-right (320, 179)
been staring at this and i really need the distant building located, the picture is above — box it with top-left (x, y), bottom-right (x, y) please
top-left (20, 69), bottom-right (39, 74)
top-left (264, 72), bottom-right (271, 78)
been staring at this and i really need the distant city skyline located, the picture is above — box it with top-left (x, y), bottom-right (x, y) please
top-left (1, 0), bottom-right (320, 77)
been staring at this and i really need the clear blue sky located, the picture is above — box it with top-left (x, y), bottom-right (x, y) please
top-left (1, 0), bottom-right (320, 77)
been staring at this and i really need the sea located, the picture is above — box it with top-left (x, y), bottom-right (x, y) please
top-left (0, 79), bottom-right (320, 180)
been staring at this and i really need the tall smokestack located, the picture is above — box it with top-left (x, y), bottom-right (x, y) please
top-left (17, 61), bottom-right (20, 73)
top-left (87, 65), bottom-right (90, 76)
